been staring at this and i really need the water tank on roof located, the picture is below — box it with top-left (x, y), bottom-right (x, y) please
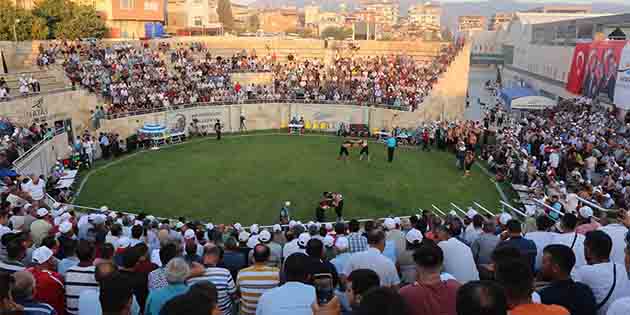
top-left (155, 23), bottom-right (164, 38)
top-left (144, 23), bottom-right (155, 39)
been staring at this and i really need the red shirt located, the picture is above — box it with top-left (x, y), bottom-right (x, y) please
top-left (399, 279), bottom-right (460, 315)
top-left (27, 267), bottom-right (65, 315)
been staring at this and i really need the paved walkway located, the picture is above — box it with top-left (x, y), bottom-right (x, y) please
top-left (465, 66), bottom-right (498, 121)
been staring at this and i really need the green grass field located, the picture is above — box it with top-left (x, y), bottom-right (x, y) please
top-left (75, 134), bottom-right (501, 224)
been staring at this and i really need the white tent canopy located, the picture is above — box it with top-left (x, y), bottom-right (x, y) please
top-left (511, 95), bottom-right (556, 110)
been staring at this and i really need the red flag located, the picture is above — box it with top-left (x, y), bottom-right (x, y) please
top-left (566, 42), bottom-right (591, 94)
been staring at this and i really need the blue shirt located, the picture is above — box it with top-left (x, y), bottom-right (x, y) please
top-left (256, 282), bottom-right (316, 315)
top-left (78, 289), bottom-right (140, 315)
top-left (57, 256), bottom-right (79, 276)
top-left (498, 237), bottom-right (538, 272)
top-left (331, 253), bottom-right (353, 275)
top-left (383, 240), bottom-right (398, 264)
top-left (387, 137), bottom-right (397, 148)
top-left (144, 283), bottom-right (189, 315)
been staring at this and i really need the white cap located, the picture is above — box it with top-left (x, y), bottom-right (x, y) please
top-left (93, 214), bottom-right (106, 225)
top-left (288, 220), bottom-right (297, 229)
top-left (322, 235), bottom-right (334, 247)
top-left (335, 237), bottom-right (349, 251)
top-left (250, 224), bottom-right (259, 234)
top-left (325, 223), bottom-right (333, 231)
top-left (247, 235), bottom-right (259, 249)
top-left (234, 223), bottom-right (242, 231)
top-left (184, 229), bottom-right (196, 240)
top-left (384, 218), bottom-right (396, 230)
top-left (59, 221), bottom-right (72, 234)
top-left (272, 224), bottom-right (282, 232)
top-left (238, 231), bottom-right (250, 242)
top-left (32, 246), bottom-right (53, 264)
top-left (146, 215), bottom-right (156, 221)
top-left (285, 201), bottom-right (291, 207)
top-left (23, 203), bottom-right (32, 210)
top-left (499, 213), bottom-right (513, 225)
top-left (579, 206), bottom-right (593, 219)
top-left (449, 210), bottom-right (458, 217)
top-left (53, 202), bottom-right (61, 209)
top-left (108, 212), bottom-right (117, 218)
top-left (128, 214), bottom-right (135, 222)
top-left (258, 230), bottom-right (271, 243)
top-left (115, 218), bottom-right (123, 225)
top-left (175, 222), bottom-right (184, 229)
top-left (297, 232), bottom-right (311, 247)
top-left (394, 217), bottom-right (401, 225)
top-left (133, 220), bottom-right (143, 226)
top-left (60, 212), bottom-right (72, 222)
top-left (36, 208), bottom-right (49, 218)
top-left (466, 208), bottom-right (478, 219)
top-left (100, 206), bottom-right (109, 212)
top-left (117, 237), bottom-right (131, 248)
top-left (405, 228), bottom-right (424, 244)
top-left (206, 223), bottom-right (214, 230)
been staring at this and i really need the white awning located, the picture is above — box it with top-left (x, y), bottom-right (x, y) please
top-left (511, 96), bottom-right (556, 110)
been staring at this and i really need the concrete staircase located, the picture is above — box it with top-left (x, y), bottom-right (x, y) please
top-left (1, 68), bottom-right (70, 97)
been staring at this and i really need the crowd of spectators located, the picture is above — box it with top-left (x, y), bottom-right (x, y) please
top-left (61, 41), bottom-right (460, 117)
top-left (0, 196), bottom-right (629, 315)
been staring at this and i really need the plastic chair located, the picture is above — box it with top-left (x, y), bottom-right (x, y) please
top-left (280, 121), bottom-right (288, 129)
top-left (320, 122), bottom-right (328, 130)
top-left (312, 121), bottom-right (319, 130)
top-left (305, 120), bottom-right (312, 129)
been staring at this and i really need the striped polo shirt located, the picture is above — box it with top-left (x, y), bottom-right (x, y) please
top-left (64, 265), bottom-right (97, 315)
top-left (237, 264), bottom-right (280, 315)
top-left (188, 267), bottom-right (237, 315)
top-left (0, 259), bottom-right (26, 274)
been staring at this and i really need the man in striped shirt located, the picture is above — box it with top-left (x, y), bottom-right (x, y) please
top-left (12, 271), bottom-right (56, 315)
top-left (237, 244), bottom-right (280, 315)
top-left (0, 232), bottom-right (27, 274)
top-left (188, 244), bottom-right (237, 315)
top-left (65, 240), bottom-right (97, 315)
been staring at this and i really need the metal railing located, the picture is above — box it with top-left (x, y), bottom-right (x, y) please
top-left (104, 99), bottom-right (414, 120)
top-left (52, 199), bottom-right (504, 231)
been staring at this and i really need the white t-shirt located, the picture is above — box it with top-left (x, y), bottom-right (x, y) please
top-left (438, 237), bottom-right (480, 284)
top-left (573, 262), bottom-right (630, 315)
top-left (23, 180), bottom-right (46, 201)
top-left (607, 297), bottom-right (630, 315)
top-left (551, 232), bottom-right (587, 270)
top-left (525, 231), bottom-right (555, 271)
top-left (282, 239), bottom-right (303, 259)
top-left (598, 224), bottom-right (629, 266)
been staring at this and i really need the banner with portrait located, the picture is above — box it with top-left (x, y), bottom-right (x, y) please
top-left (573, 40), bottom-right (626, 103)
top-left (166, 106), bottom-right (229, 135)
top-left (614, 42), bottom-right (630, 110)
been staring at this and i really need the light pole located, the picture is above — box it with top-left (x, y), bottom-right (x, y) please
top-left (13, 18), bottom-right (20, 42)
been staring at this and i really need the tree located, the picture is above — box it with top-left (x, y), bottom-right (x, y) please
top-left (217, 0), bottom-right (234, 31)
top-left (320, 26), bottom-right (352, 40)
top-left (33, 0), bottom-right (74, 38)
top-left (30, 0), bottom-right (106, 39)
top-left (54, 5), bottom-right (107, 39)
top-left (246, 14), bottom-right (260, 32)
top-left (0, 0), bottom-right (48, 40)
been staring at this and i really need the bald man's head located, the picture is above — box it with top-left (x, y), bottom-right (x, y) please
top-left (253, 244), bottom-right (270, 263)
top-left (12, 271), bottom-right (35, 300)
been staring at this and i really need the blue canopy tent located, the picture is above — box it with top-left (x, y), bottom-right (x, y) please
top-left (499, 87), bottom-right (538, 110)
top-left (138, 123), bottom-right (168, 148)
